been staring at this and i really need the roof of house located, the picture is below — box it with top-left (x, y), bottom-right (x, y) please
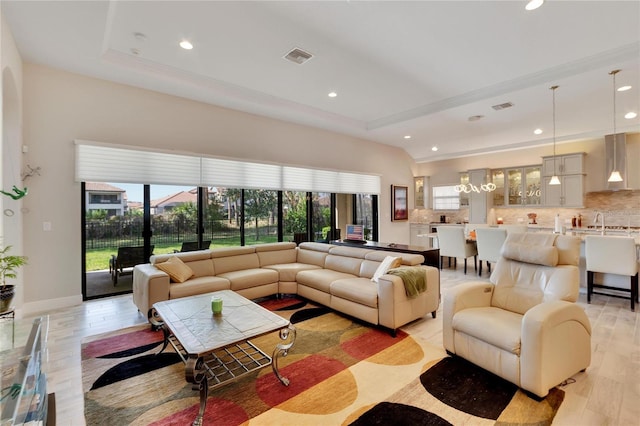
top-left (151, 190), bottom-right (197, 208)
top-left (85, 182), bottom-right (125, 192)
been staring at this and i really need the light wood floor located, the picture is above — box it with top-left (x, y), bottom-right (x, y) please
top-left (2, 264), bottom-right (638, 425)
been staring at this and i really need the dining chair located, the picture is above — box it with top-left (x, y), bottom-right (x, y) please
top-left (436, 226), bottom-right (477, 274)
top-left (585, 235), bottom-right (639, 311)
top-left (475, 227), bottom-right (507, 276)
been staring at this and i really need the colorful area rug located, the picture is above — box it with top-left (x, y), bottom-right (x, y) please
top-left (82, 297), bottom-right (564, 425)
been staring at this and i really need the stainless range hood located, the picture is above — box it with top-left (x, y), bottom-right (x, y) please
top-left (605, 133), bottom-right (630, 191)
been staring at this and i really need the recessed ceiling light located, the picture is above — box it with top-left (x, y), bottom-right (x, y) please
top-left (179, 40), bottom-right (193, 50)
top-left (534, 128), bottom-right (543, 135)
top-left (618, 85), bottom-right (632, 92)
top-left (625, 112), bottom-right (638, 119)
top-left (130, 48), bottom-right (140, 55)
top-left (404, 135), bottom-right (411, 139)
top-left (468, 115), bottom-right (484, 122)
top-left (431, 146), bottom-right (438, 152)
top-left (525, 0), bottom-right (544, 11)
top-left (133, 32), bottom-right (147, 42)
top-left (328, 92), bottom-right (337, 98)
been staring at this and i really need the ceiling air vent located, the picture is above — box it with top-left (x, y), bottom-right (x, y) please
top-left (491, 102), bottom-right (514, 111)
top-left (283, 48), bottom-right (313, 65)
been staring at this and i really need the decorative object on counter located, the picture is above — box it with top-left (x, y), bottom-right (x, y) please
top-left (578, 214), bottom-right (583, 227)
top-left (527, 212), bottom-right (537, 224)
top-left (571, 216), bottom-right (577, 227)
top-left (548, 85), bottom-right (561, 186)
top-left (607, 69), bottom-right (623, 183)
top-left (554, 214), bottom-right (562, 234)
top-left (497, 217), bottom-right (504, 225)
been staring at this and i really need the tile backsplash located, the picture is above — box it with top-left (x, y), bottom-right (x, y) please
top-left (410, 190), bottom-right (640, 228)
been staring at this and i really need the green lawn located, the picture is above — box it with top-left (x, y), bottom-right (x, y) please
top-left (85, 235), bottom-right (280, 271)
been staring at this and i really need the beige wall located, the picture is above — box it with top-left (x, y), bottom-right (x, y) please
top-left (20, 63), bottom-right (417, 313)
top-left (1, 10), bottom-right (26, 314)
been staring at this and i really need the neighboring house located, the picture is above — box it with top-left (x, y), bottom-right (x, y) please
top-left (151, 188), bottom-right (198, 215)
top-left (85, 183), bottom-right (127, 217)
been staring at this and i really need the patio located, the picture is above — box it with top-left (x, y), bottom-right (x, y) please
top-left (86, 269), bottom-right (133, 299)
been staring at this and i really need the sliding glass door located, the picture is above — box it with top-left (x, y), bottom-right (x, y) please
top-left (83, 182), bottom-right (377, 300)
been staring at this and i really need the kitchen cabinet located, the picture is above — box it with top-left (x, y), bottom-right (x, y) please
top-left (413, 176), bottom-right (429, 209)
top-left (543, 174), bottom-right (585, 207)
top-left (468, 168), bottom-right (493, 223)
top-left (542, 153), bottom-right (585, 207)
top-left (505, 166), bottom-right (541, 206)
top-left (459, 173), bottom-right (469, 207)
top-left (542, 153), bottom-right (584, 176)
top-left (491, 169), bottom-right (505, 206)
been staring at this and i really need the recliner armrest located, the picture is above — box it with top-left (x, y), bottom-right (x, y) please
top-left (520, 301), bottom-right (592, 397)
top-left (443, 282), bottom-right (494, 352)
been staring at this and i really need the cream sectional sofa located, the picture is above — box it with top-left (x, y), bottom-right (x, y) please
top-left (133, 242), bottom-right (440, 334)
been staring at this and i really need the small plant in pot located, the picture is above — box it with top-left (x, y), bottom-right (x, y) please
top-left (0, 246), bottom-right (27, 313)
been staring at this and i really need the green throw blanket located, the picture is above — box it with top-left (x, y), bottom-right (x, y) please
top-left (386, 266), bottom-right (426, 299)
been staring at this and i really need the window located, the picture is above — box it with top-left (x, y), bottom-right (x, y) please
top-left (432, 185), bottom-right (460, 210)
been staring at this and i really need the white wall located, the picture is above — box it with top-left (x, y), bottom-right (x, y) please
top-left (1, 10), bottom-right (26, 315)
top-left (21, 63), bottom-right (417, 313)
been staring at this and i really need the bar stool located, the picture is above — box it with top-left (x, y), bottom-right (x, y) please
top-left (585, 235), bottom-right (639, 311)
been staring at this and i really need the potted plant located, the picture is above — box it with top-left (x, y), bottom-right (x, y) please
top-left (0, 246), bottom-right (27, 313)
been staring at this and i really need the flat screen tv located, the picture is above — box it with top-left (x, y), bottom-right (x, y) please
top-left (345, 224), bottom-right (366, 243)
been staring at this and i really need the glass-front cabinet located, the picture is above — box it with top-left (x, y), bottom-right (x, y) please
top-left (459, 173), bottom-right (470, 207)
top-left (413, 176), bottom-right (429, 209)
top-left (491, 169), bottom-right (505, 206)
top-left (505, 166), bottom-right (541, 206)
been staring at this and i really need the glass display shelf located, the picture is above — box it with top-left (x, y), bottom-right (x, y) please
top-left (0, 316), bottom-right (54, 426)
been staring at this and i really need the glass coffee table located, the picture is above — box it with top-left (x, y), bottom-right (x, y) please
top-left (151, 290), bottom-right (295, 426)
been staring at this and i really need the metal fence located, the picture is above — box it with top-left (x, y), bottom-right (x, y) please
top-left (85, 218), bottom-right (253, 250)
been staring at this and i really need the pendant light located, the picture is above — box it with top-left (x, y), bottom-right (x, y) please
top-left (548, 85), bottom-right (561, 185)
top-left (607, 69), bottom-right (623, 182)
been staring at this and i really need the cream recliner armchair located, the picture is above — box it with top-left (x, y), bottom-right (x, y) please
top-left (443, 233), bottom-right (591, 397)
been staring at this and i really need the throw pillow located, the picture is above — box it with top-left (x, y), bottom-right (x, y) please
top-left (371, 256), bottom-right (402, 283)
top-left (156, 256), bottom-right (194, 283)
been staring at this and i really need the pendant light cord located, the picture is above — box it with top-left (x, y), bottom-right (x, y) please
top-left (611, 70), bottom-right (617, 171)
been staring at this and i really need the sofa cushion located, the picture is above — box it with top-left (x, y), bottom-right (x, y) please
top-left (213, 253), bottom-right (260, 274)
top-left (216, 268), bottom-right (279, 291)
top-left (169, 276), bottom-right (231, 299)
top-left (257, 246), bottom-right (298, 266)
top-left (330, 278), bottom-right (378, 308)
top-left (364, 250), bottom-right (424, 266)
top-left (452, 306), bottom-right (523, 355)
top-left (155, 256), bottom-right (194, 283)
top-left (297, 269), bottom-right (357, 293)
top-left (297, 244), bottom-right (330, 267)
top-left (325, 254), bottom-right (363, 276)
top-left (262, 263), bottom-right (321, 282)
top-left (500, 233), bottom-right (558, 266)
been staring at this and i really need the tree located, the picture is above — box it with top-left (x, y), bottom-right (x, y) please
top-left (284, 193), bottom-right (306, 234)
top-left (244, 190), bottom-right (277, 240)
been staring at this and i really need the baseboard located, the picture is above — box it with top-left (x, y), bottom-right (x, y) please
top-left (22, 294), bottom-right (83, 316)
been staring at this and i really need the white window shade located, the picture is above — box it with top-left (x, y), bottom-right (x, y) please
top-left (75, 142), bottom-right (201, 186)
top-left (201, 157), bottom-right (281, 190)
top-left (75, 141), bottom-right (380, 194)
top-left (339, 172), bottom-right (380, 194)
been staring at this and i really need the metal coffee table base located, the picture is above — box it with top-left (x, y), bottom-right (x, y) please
top-left (153, 315), bottom-right (296, 426)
